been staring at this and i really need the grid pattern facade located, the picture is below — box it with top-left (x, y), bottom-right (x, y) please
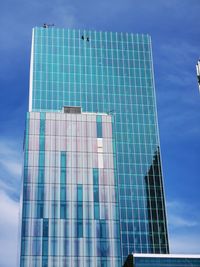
top-left (26, 27), bottom-right (169, 263)
top-left (20, 111), bottom-right (121, 267)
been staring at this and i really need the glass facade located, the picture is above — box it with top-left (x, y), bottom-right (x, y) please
top-left (20, 111), bottom-right (121, 267)
top-left (124, 254), bottom-right (200, 267)
top-left (20, 27), bottom-right (169, 266)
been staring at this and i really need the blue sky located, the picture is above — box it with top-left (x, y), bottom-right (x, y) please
top-left (0, 0), bottom-right (200, 266)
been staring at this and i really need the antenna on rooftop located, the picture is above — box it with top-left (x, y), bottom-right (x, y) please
top-left (196, 59), bottom-right (200, 92)
top-left (43, 23), bottom-right (55, 28)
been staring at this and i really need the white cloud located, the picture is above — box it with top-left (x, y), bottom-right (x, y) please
top-left (170, 233), bottom-right (200, 254)
top-left (0, 134), bottom-right (23, 267)
top-left (0, 159), bottom-right (22, 177)
top-left (169, 214), bottom-right (198, 228)
top-left (166, 200), bottom-right (200, 253)
top-left (0, 139), bottom-right (22, 177)
top-left (0, 190), bottom-right (19, 267)
top-left (160, 42), bottom-right (199, 65)
top-left (167, 200), bottom-right (200, 228)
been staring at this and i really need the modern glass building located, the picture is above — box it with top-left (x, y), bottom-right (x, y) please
top-left (21, 110), bottom-right (121, 266)
top-left (123, 253), bottom-right (200, 267)
top-left (19, 27), bottom-right (169, 266)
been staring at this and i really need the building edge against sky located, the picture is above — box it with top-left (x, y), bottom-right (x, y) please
top-left (19, 26), bottom-right (170, 267)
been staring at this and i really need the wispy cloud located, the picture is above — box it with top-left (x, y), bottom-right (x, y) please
top-left (0, 139), bottom-right (22, 200)
top-left (167, 200), bottom-right (200, 253)
top-left (0, 139), bottom-right (22, 176)
top-left (167, 200), bottom-right (200, 228)
top-left (154, 39), bottom-right (200, 142)
top-left (170, 233), bottom-right (200, 254)
top-left (0, 159), bottom-right (21, 177)
top-left (160, 42), bottom-right (199, 66)
top-left (169, 214), bottom-right (198, 228)
top-left (0, 190), bottom-right (19, 267)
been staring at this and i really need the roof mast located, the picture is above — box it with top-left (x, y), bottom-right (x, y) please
top-left (196, 59), bottom-right (200, 92)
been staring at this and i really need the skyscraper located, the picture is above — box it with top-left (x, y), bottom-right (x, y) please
top-left (19, 27), bottom-right (169, 267)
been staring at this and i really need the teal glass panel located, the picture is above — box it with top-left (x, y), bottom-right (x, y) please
top-left (61, 151), bottom-right (66, 168)
top-left (96, 116), bottom-right (102, 138)
top-left (38, 169), bottom-right (44, 183)
top-left (77, 203), bottom-right (83, 219)
top-left (60, 169), bottom-right (66, 184)
top-left (93, 186), bottom-right (99, 202)
top-left (94, 203), bottom-right (100, 219)
top-left (77, 185), bottom-right (83, 202)
top-left (39, 152), bottom-right (45, 167)
top-left (60, 203), bottom-right (66, 219)
top-left (42, 239), bottom-right (48, 256)
top-left (77, 221), bottom-right (83, 238)
top-left (42, 258), bottom-right (48, 267)
top-left (60, 186), bottom-right (66, 201)
top-left (37, 203), bottom-right (43, 218)
top-left (38, 185), bottom-right (44, 201)
top-left (43, 219), bottom-right (48, 237)
top-left (93, 168), bottom-right (99, 185)
top-left (100, 220), bottom-right (107, 238)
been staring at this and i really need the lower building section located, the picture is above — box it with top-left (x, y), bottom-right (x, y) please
top-left (20, 110), bottom-right (121, 267)
top-left (124, 253), bottom-right (200, 267)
